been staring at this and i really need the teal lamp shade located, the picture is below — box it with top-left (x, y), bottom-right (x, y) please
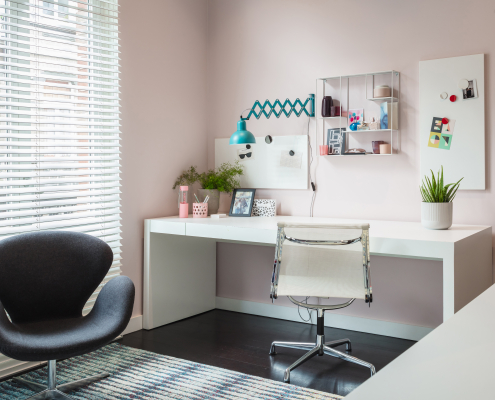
top-left (229, 119), bottom-right (256, 145)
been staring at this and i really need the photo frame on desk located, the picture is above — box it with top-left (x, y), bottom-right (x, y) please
top-left (229, 189), bottom-right (256, 217)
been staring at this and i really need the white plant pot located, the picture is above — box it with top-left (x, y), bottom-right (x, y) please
top-left (421, 202), bottom-right (453, 230)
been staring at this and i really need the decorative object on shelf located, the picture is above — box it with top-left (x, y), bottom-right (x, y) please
top-left (379, 143), bottom-right (391, 154)
top-left (420, 166), bottom-right (463, 230)
top-left (440, 92), bottom-right (449, 100)
top-left (230, 94), bottom-right (315, 145)
top-left (330, 105), bottom-right (341, 117)
top-left (428, 117), bottom-right (456, 151)
top-left (178, 186), bottom-right (189, 218)
top-left (372, 141), bottom-right (385, 154)
top-left (349, 122), bottom-right (359, 131)
top-left (229, 188), bottom-right (256, 217)
top-left (368, 117), bottom-right (380, 130)
top-left (345, 148), bottom-right (366, 155)
top-left (374, 85), bottom-right (391, 98)
top-left (380, 102), bottom-right (398, 129)
top-left (348, 109), bottom-right (363, 128)
top-left (192, 203), bottom-right (208, 218)
top-left (327, 128), bottom-right (346, 155)
top-left (252, 199), bottom-right (276, 217)
top-left (321, 96), bottom-right (333, 117)
top-left (449, 94), bottom-right (457, 102)
top-left (357, 121), bottom-right (370, 131)
top-left (461, 79), bottom-right (478, 100)
top-left (319, 145), bottom-right (329, 155)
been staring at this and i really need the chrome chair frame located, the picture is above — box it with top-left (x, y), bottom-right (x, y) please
top-left (13, 360), bottom-right (109, 399)
top-left (269, 224), bottom-right (375, 383)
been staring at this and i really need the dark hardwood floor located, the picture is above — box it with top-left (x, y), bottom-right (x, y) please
top-left (118, 310), bottom-right (415, 397)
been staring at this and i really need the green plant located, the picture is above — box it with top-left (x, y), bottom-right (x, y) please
top-left (420, 166), bottom-right (463, 203)
top-left (198, 161), bottom-right (244, 193)
top-left (172, 166), bottom-right (200, 190)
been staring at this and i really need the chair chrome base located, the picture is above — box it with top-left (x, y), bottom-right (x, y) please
top-left (269, 311), bottom-right (376, 383)
top-left (13, 360), bottom-right (109, 399)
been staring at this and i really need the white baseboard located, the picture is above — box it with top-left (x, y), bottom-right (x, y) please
top-left (216, 297), bottom-right (433, 341)
top-left (122, 315), bottom-right (143, 335)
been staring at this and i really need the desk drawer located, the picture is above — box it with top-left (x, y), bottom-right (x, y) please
top-left (150, 219), bottom-right (186, 235)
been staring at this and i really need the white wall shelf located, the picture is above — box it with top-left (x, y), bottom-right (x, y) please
top-left (315, 70), bottom-right (400, 156)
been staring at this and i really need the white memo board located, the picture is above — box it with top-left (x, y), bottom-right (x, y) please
top-left (419, 54), bottom-right (485, 190)
top-left (215, 135), bottom-right (309, 189)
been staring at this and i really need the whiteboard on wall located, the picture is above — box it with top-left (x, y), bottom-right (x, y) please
top-left (215, 135), bottom-right (309, 189)
top-left (419, 54), bottom-right (485, 190)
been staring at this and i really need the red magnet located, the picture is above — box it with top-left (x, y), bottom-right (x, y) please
top-left (450, 95), bottom-right (457, 102)
top-left (442, 117), bottom-right (449, 124)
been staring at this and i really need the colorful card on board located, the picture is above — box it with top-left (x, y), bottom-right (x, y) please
top-left (428, 117), bottom-right (455, 150)
top-left (438, 134), bottom-right (452, 150)
top-left (441, 119), bottom-right (455, 135)
top-left (428, 132), bottom-right (441, 148)
top-left (430, 117), bottom-right (443, 132)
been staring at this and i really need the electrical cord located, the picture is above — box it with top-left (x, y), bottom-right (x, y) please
top-left (297, 296), bottom-right (313, 323)
top-left (297, 116), bottom-right (316, 324)
top-left (307, 116), bottom-right (317, 217)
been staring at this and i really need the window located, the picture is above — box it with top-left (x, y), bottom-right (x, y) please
top-left (0, 0), bottom-right (121, 321)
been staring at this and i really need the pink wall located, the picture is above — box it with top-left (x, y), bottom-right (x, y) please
top-left (120, 0), bottom-right (208, 316)
top-left (207, 0), bottom-right (495, 328)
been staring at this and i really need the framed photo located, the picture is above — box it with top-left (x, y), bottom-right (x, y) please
top-left (462, 79), bottom-right (478, 100)
top-left (327, 128), bottom-right (346, 155)
top-left (229, 189), bottom-right (256, 217)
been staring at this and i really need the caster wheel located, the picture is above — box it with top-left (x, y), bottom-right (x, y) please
top-left (283, 370), bottom-right (290, 383)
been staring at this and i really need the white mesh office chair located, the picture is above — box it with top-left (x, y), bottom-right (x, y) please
top-left (269, 222), bottom-right (376, 383)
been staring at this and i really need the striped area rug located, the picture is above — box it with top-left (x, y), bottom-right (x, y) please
top-left (0, 343), bottom-right (342, 399)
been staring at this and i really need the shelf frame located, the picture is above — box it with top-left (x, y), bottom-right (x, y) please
top-left (316, 70), bottom-right (400, 157)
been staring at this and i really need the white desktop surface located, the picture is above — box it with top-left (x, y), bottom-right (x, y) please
top-left (144, 215), bottom-right (492, 338)
top-left (150, 215), bottom-right (488, 244)
top-left (346, 282), bottom-right (495, 400)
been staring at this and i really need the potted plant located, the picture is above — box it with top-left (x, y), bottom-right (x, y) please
top-left (197, 162), bottom-right (244, 215)
top-left (420, 166), bottom-right (463, 230)
top-left (172, 166), bottom-right (200, 190)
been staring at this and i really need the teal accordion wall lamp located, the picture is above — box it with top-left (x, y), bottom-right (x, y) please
top-left (229, 94), bottom-right (315, 145)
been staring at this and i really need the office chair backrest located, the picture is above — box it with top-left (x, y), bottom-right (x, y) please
top-left (0, 231), bottom-right (113, 324)
top-left (271, 223), bottom-right (371, 301)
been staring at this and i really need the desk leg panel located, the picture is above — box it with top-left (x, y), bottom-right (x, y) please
top-left (143, 232), bottom-right (216, 330)
top-left (453, 228), bottom-right (493, 315)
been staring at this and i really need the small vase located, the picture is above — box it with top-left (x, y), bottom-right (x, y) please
top-left (197, 189), bottom-right (220, 215)
top-left (421, 202), bottom-right (453, 230)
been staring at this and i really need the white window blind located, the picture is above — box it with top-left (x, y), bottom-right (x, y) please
top-left (0, 0), bottom-right (120, 319)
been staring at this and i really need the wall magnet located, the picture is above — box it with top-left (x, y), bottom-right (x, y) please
top-left (442, 118), bottom-right (449, 124)
top-left (289, 150), bottom-right (295, 156)
top-left (440, 92), bottom-right (448, 100)
top-left (450, 95), bottom-right (457, 102)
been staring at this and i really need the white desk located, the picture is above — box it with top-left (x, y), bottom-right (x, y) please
top-left (143, 216), bottom-right (492, 337)
top-left (346, 282), bottom-right (495, 400)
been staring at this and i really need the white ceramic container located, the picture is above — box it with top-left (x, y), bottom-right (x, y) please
top-left (421, 202), bottom-right (453, 230)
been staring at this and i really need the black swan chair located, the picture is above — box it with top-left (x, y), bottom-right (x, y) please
top-left (0, 231), bottom-right (135, 399)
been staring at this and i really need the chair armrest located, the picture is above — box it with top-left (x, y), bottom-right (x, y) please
top-left (87, 275), bottom-right (135, 336)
